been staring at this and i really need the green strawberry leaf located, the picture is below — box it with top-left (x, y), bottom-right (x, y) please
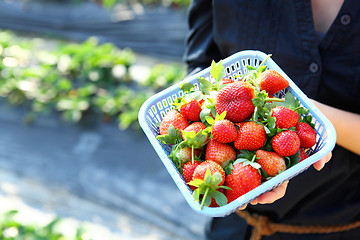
top-left (284, 92), bottom-right (296, 108)
top-left (156, 125), bottom-right (182, 145)
top-left (180, 82), bottom-right (195, 93)
top-left (181, 129), bottom-right (209, 149)
top-left (210, 60), bottom-right (225, 82)
top-left (200, 108), bottom-right (211, 123)
top-left (199, 77), bottom-right (214, 95)
top-left (212, 190), bottom-right (228, 207)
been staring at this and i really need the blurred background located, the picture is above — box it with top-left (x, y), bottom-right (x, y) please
top-left (0, 0), bottom-right (209, 239)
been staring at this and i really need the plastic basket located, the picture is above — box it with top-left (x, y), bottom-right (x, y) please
top-left (138, 50), bottom-right (336, 217)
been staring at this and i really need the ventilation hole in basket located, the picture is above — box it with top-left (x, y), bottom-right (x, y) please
top-left (151, 106), bottom-right (157, 114)
top-left (179, 91), bottom-right (184, 97)
top-left (226, 66), bottom-right (231, 75)
top-left (157, 102), bottom-right (163, 110)
top-left (162, 99), bottom-right (168, 108)
top-left (172, 94), bottom-right (177, 100)
top-left (194, 83), bottom-right (199, 90)
top-left (148, 109), bottom-right (154, 118)
top-left (231, 64), bottom-right (236, 72)
top-left (247, 58), bottom-right (251, 66)
top-left (254, 58), bottom-right (259, 67)
top-left (236, 61), bottom-right (241, 69)
top-left (160, 111), bottom-right (166, 118)
top-left (167, 97), bottom-right (173, 105)
top-left (241, 59), bottom-right (247, 67)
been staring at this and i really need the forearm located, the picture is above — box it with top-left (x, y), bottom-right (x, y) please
top-left (312, 100), bottom-right (360, 156)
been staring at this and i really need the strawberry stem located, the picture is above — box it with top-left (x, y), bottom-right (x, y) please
top-left (264, 97), bottom-right (284, 102)
top-left (192, 145), bottom-right (194, 164)
top-left (200, 187), bottom-right (210, 210)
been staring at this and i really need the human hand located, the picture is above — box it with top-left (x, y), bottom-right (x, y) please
top-left (312, 152), bottom-right (332, 171)
top-left (238, 180), bottom-right (289, 210)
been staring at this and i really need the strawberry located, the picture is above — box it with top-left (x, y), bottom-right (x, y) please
top-left (271, 106), bottom-right (299, 129)
top-left (205, 139), bottom-right (236, 167)
top-left (212, 119), bottom-right (237, 143)
top-left (159, 109), bottom-right (189, 135)
top-left (220, 78), bottom-right (234, 85)
top-left (225, 160), bottom-right (262, 203)
top-left (207, 111), bottom-right (237, 143)
top-left (215, 81), bottom-right (255, 123)
top-left (256, 150), bottom-right (286, 177)
top-left (174, 146), bottom-right (202, 164)
top-left (179, 98), bottom-right (202, 122)
top-left (299, 148), bottom-right (310, 162)
top-left (234, 121), bottom-right (266, 151)
top-left (295, 122), bottom-right (317, 148)
top-left (258, 69), bottom-right (289, 95)
top-left (272, 130), bottom-right (301, 157)
top-left (189, 160), bottom-right (229, 209)
top-left (182, 121), bottom-right (207, 140)
top-left (182, 160), bottom-right (202, 190)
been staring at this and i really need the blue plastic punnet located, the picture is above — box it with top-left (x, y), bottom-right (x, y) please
top-left (138, 50), bottom-right (336, 217)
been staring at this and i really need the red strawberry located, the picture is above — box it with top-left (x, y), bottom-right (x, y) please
top-left (189, 160), bottom-right (229, 209)
top-left (255, 150), bottom-right (286, 177)
top-left (159, 109), bottom-right (189, 135)
top-left (220, 78), bottom-right (234, 85)
top-left (182, 121), bottom-right (207, 140)
top-left (272, 130), bottom-right (301, 157)
top-left (271, 106), bottom-right (299, 129)
top-left (205, 139), bottom-right (236, 167)
top-left (212, 119), bottom-right (237, 143)
top-left (182, 160), bottom-right (202, 190)
top-left (295, 122), bottom-right (317, 148)
top-left (225, 161), bottom-right (262, 203)
top-left (215, 81), bottom-right (255, 123)
top-left (234, 121), bottom-right (266, 151)
top-left (259, 69), bottom-right (289, 95)
top-left (299, 148), bottom-right (310, 162)
top-left (179, 98), bottom-right (202, 122)
top-left (192, 160), bottom-right (226, 186)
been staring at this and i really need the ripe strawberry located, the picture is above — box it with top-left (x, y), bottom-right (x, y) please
top-left (225, 161), bottom-right (262, 203)
top-left (295, 122), bottom-right (317, 148)
top-left (259, 69), bottom-right (289, 95)
top-left (212, 119), bottom-right (237, 143)
top-left (299, 148), bottom-right (310, 162)
top-left (182, 160), bottom-right (202, 190)
top-left (205, 139), bottom-right (236, 167)
top-left (234, 121), bottom-right (266, 151)
top-left (220, 78), bottom-right (234, 85)
top-left (255, 150), bottom-right (286, 177)
top-left (182, 121), bottom-right (207, 140)
top-left (189, 160), bottom-right (229, 209)
top-left (272, 130), bottom-right (301, 157)
top-left (271, 106), bottom-right (299, 129)
top-left (180, 99), bottom-right (202, 121)
top-left (215, 81), bottom-right (255, 123)
top-left (159, 109), bottom-right (189, 135)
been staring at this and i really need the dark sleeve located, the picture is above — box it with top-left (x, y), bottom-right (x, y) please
top-left (183, 0), bottom-right (223, 74)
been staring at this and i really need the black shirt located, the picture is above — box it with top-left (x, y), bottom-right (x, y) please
top-left (184, 0), bottom-right (360, 227)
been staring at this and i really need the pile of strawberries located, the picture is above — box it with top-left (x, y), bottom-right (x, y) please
top-left (156, 58), bottom-right (317, 209)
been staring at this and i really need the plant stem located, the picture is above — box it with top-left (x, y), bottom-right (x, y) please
top-left (200, 187), bottom-right (210, 210)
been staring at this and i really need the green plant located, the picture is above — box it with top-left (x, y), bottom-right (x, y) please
top-left (0, 210), bottom-right (86, 240)
top-left (0, 29), bottom-right (186, 130)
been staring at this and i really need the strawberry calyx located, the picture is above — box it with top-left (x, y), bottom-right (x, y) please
top-left (156, 124), bottom-right (183, 145)
top-left (180, 129), bottom-right (209, 162)
top-left (188, 168), bottom-right (230, 210)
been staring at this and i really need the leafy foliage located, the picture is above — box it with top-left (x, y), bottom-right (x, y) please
top-left (0, 29), bottom-right (186, 130)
